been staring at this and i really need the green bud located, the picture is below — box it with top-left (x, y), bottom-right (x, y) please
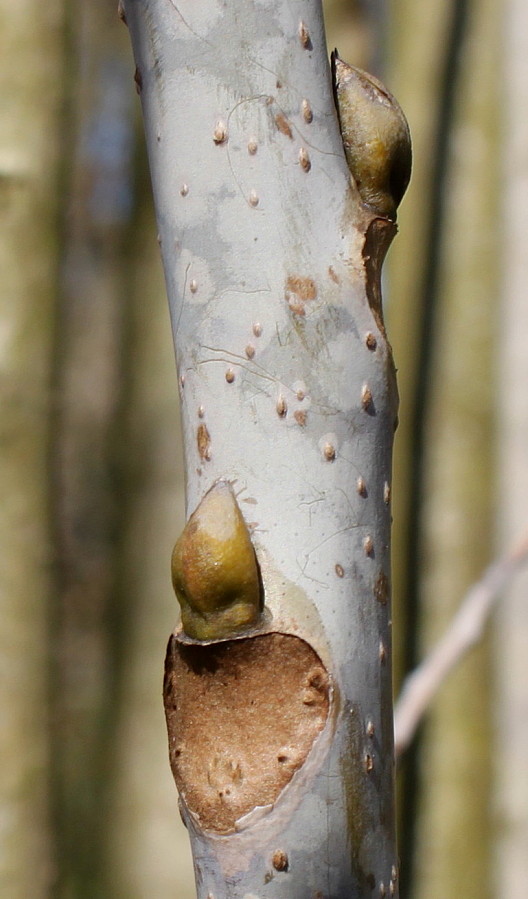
top-left (332, 49), bottom-right (412, 221)
top-left (171, 481), bottom-right (262, 640)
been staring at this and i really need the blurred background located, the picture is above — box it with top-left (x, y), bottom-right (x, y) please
top-left (1, 0), bottom-right (527, 896)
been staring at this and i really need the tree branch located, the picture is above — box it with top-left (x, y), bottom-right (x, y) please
top-left (394, 528), bottom-right (528, 758)
top-left (124, 0), bottom-right (402, 894)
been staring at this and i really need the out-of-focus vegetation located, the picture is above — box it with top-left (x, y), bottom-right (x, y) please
top-left (0, 1), bottom-right (526, 897)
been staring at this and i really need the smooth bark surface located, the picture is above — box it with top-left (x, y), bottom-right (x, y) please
top-left (105, 168), bottom-right (194, 897)
top-left (125, 0), bottom-right (399, 895)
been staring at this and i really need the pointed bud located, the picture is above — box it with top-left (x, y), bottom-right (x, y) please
top-left (171, 481), bottom-right (261, 640)
top-left (331, 50), bottom-right (412, 221)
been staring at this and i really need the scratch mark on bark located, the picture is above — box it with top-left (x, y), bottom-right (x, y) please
top-left (167, 0), bottom-right (214, 46)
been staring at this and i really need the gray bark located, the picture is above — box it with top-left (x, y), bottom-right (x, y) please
top-left (124, 1), bottom-right (399, 896)
top-left (105, 171), bottom-right (194, 898)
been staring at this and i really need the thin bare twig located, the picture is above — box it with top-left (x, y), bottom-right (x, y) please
top-left (394, 528), bottom-right (528, 759)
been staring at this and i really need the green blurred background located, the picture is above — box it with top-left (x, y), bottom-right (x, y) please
top-left (2, 0), bottom-right (527, 896)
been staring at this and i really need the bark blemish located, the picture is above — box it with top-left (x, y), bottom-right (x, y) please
top-left (328, 265), bottom-right (340, 284)
top-left (379, 641), bottom-right (387, 663)
top-left (285, 274), bottom-right (316, 314)
top-left (287, 298), bottom-right (305, 315)
top-left (301, 99), bottom-right (313, 123)
top-left (383, 482), bottom-right (391, 504)
top-left (363, 535), bottom-right (374, 557)
top-left (117, 0), bottom-right (127, 25)
top-left (298, 20), bottom-right (312, 49)
top-left (276, 395), bottom-right (287, 417)
top-left (133, 66), bottom-right (142, 94)
top-left (197, 423), bottom-right (211, 461)
top-left (361, 384), bottom-right (374, 412)
top-left (272, 849), bottom-right (289, 871)
top-left (213, 121), bottom-right (228, 144)
top-left (356, 476), bottom-right (367, 497)
top-left (164, 633), bottom-right (330, 834)
top-left (322, 442), bottom-right (336, 461)
top-left (374, 571), bottom-right (389, 605)
top-left (294, 409), bottom-right (307, 426)
top-left (275, 113), bottom-right (293, 139)
top-left (299, 147), bottom-right (311, 172)
top-left (286, 275), bottom-right (316, 302)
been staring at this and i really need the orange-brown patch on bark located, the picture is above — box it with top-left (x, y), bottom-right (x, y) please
top-left (286, 275), bottom-right (316, 300)
top-left (164, 633), bottom-right (330, 833)
top-left (197, 423), bottom-right (211, 460)
top-left (275, 113), bottom-right (293, 139)
top-left (285, 275), bottom-right (317, 315)
top-left (294, 409), bottom-right (307, 427)
top-left (374, 571), bottom-right (389, 605)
